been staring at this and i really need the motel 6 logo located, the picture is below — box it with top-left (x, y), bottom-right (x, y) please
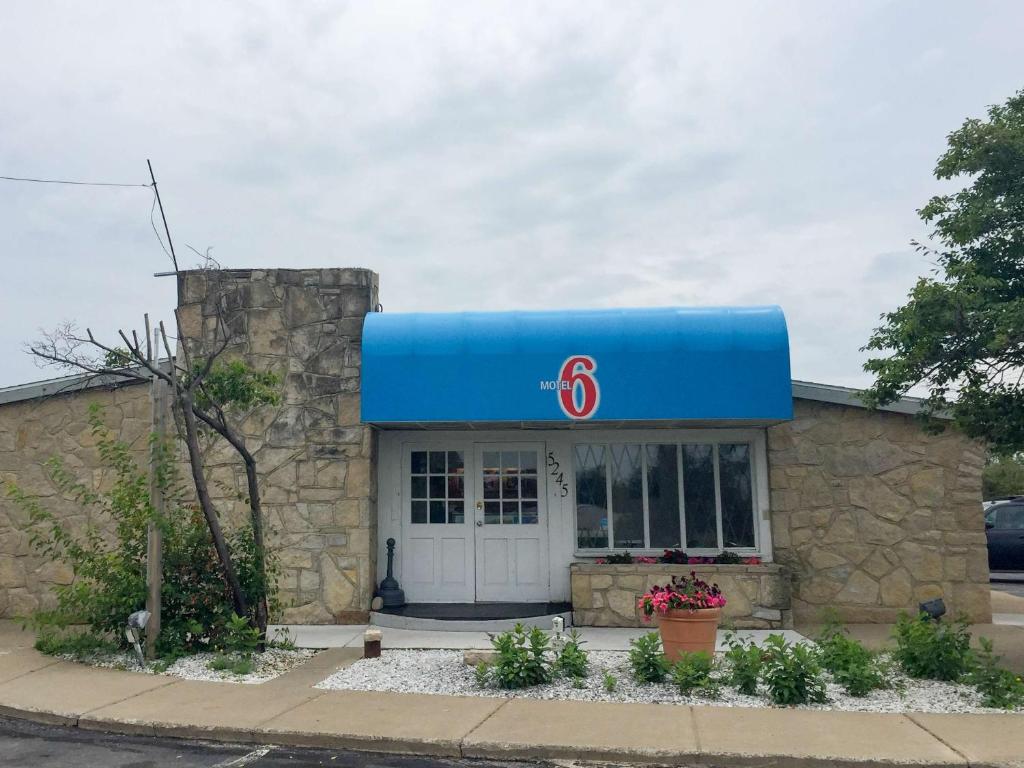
top-left (539, 355), bottom-right (600, 420)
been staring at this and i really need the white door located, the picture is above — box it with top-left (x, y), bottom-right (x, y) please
top-left (401, 445), bottom-right (474, 602)
top-left (473, 444), bottom-right (550, 602)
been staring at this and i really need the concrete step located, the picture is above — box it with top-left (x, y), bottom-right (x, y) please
top-left (369, 610), bottom-right (573, 633)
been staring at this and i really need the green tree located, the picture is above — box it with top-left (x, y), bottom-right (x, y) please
top-left (29, 270), bottom-right (280, 636)
top-left (982, 455), bottom-right (1024, 499)
top-left (862, 90), bottom-right (1024, 454)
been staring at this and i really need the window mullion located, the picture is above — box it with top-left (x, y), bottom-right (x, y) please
top-left (676, 444), bottom-right (686, 550)
top-left (713, 443), bottom-right (724, 550)
top-left (640, 444), bottom-right (650, 549)
top-left (605, 445), bottom-right (614, 549)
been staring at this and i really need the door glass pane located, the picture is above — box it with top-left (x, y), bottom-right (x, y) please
top-left (410, 451), bottom-right (427, 474)
top-left (447, 475), bottom-right (464, 499)
top-left (575, 444), bottom-right (608, 548)
top-left (429, 475), bottom-right (446, 498)
top-left (520, 451), bottom-right (538, 473)
top-left (448, 501), bottom-right (464, 524)
top-left (429, 499), bottom-right (446, 524)
top-left (484, 501), bottom-right (500, 524)
top-left (502, 501), bottom-right (519, 524)
top-left (646, 444), bottom-right (681, 548)
top-left (501, 451), bottom-right (519, 473)
top-left (521, 501), bottom-right (539, 524)
top-left (429, 451), bottom-right (446, 473)
top-left (447, 451), bottom-right (464, 472)
top-left (411, 475), bottom-right (427, 498)
top-left (610, 444), bottom-right (644, 549)
top-left (411, 500), bottom-right (427, 524)
top-left (483, 475), bottom-right (500, 499)
top-left (482, 451), bottom-right (500, 474)
top-left (683, 444), bottom-right (717, 548)
top-left (502, 475), bottom-right (519, 499)
top-left (719, 443), bottom-right (755, 547)
top-left (521, 475), bottom-right (538, 499)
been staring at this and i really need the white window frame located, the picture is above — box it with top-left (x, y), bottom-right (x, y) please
top-left (571, 429), bottom-right (770, 558)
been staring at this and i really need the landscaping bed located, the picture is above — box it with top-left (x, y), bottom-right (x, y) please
top-left (317, 647), bottom-right (1019, 714)
top-left (56, 647), bottom-right (318, 684)
top-left (319, 613), bottom-right (1024, 715)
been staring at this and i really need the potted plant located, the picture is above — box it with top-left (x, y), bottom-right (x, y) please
top-left (637, 571), bottom-right (726, 660)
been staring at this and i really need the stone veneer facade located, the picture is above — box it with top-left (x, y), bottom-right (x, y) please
top-left (177, 268), bottom-right (379, 624)
top-left (0, 382), bottom-right (151, 616)
top-left (0, 270), bottom-right (991, 628)
top-left (571, 563), bottom-right (790, 628)
top-left (768, 398), bottom-right (990, 624)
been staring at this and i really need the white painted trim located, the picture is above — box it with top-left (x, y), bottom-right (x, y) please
top-left (375, 426), bottom-right (773, 603)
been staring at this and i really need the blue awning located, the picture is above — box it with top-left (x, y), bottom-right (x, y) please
top-left (361, 306), bottom-right (792, 424)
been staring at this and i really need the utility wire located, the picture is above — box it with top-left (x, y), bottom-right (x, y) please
top-left (149, 189), bottom-right (174, 262)
top-left (0, 174), bottom-right (152, 188)
top-left (2, 168), bottom-right (175, 268)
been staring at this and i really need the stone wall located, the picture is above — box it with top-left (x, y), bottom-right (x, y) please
top-left (0, 382), bottom-right (151, 617)
top-left (177, 268), bottom-right (379, 623)
top-left (769, 399), bottom-right (990, 624)
top-left (571, 563), bottom-right (791, 628)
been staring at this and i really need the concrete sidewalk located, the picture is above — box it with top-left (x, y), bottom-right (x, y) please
top-left (0, 622), bottom-right (1022, 767)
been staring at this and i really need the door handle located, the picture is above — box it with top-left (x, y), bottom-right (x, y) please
top-left (476, 520), bottom-right (483, 527)
top-left (475, 501), bottom-right (483, 510)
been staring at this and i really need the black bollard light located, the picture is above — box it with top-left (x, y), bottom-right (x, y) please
top-left (377, 537), bottom-right (406, 608)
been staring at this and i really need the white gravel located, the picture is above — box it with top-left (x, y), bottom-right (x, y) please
top-left (316, 649), bottom-right (1021, 714)
top-left (61, 648), bottom-right (318, 685)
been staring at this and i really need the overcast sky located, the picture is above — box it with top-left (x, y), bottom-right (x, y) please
top-left (1, 1), bottom-right (1022, 390)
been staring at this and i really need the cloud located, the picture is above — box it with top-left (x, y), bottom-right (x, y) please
top-left (1, 0), bottom-right (1022, 389)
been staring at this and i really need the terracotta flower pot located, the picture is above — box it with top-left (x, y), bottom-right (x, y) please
top-left (657, 607), bottom-right (721, 661)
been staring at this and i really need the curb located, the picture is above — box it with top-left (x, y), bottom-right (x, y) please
top-left (0, 700), bottom-right (986, 768)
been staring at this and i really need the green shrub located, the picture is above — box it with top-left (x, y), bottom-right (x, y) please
top-left (490, 624), bottom-right (552, 689)
top-left (602, 552), bottom-right (635, 564)
top-left (628, 632), bottom-right (669, 683)
top-left (760, 634), bottom-right (827, 705)
top-left (4, 405), bottom-right (271, 658)
top-left (208, 652), bottom-right (254, 676)
top-left (670, 651), bottom-right (719, 696)
top-left (554, 629), bottom-right (588, 679)
top-left (816, 621), bottom-right (888, 696)
top-left (221, 613), bottom-right (261, 655)
top-left (474, 661), bottom-right (491, 687)
top-left (966, 638), bottom-right (1024, 709)
top-left (34, 627), bottom-right (118, 659)
top-left (892, 613), bottom-right (972, 681)
top-left (268, 628), bottom-right (297, 651)
top-left (712, 551), bottom-right (743, 564)
top-left (722, 631), bottom-right (762, 695)
top-left (602, 670), bottom-right (617, 692)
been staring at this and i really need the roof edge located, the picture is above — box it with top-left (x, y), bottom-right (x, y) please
top-left (0, 370), bottom-right (947, 419)
top-left (792, 379), bottom-right (948, 419)
top-left (0, 363), bottom-right (169, 407)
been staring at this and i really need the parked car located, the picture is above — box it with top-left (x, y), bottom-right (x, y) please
top-left (984, 498), bottom-right (1024, 571)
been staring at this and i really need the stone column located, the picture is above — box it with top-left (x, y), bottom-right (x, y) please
top-left (177, 268), bottom-right (379, 623)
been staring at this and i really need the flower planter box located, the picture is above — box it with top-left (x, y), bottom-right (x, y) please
top-left (570, 562), bottom-right (792, 629)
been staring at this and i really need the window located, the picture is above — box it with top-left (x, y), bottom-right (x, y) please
top-left (481, 450), bottom-right (540, 525)
top-left (574, 441), bottom-right (757, 551)
top-left (993, 504), bottom-right (1024, 530)
top-left (410, 450), bottom-right (464, 524)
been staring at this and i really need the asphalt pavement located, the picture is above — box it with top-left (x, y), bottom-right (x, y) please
top-left (0, 716), bottom-right (534, 768)
top-left (991, 580), bottom-right (1024, 598)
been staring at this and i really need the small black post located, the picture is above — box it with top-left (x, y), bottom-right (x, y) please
top-left (378, 537), bottom-right (406, 608)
